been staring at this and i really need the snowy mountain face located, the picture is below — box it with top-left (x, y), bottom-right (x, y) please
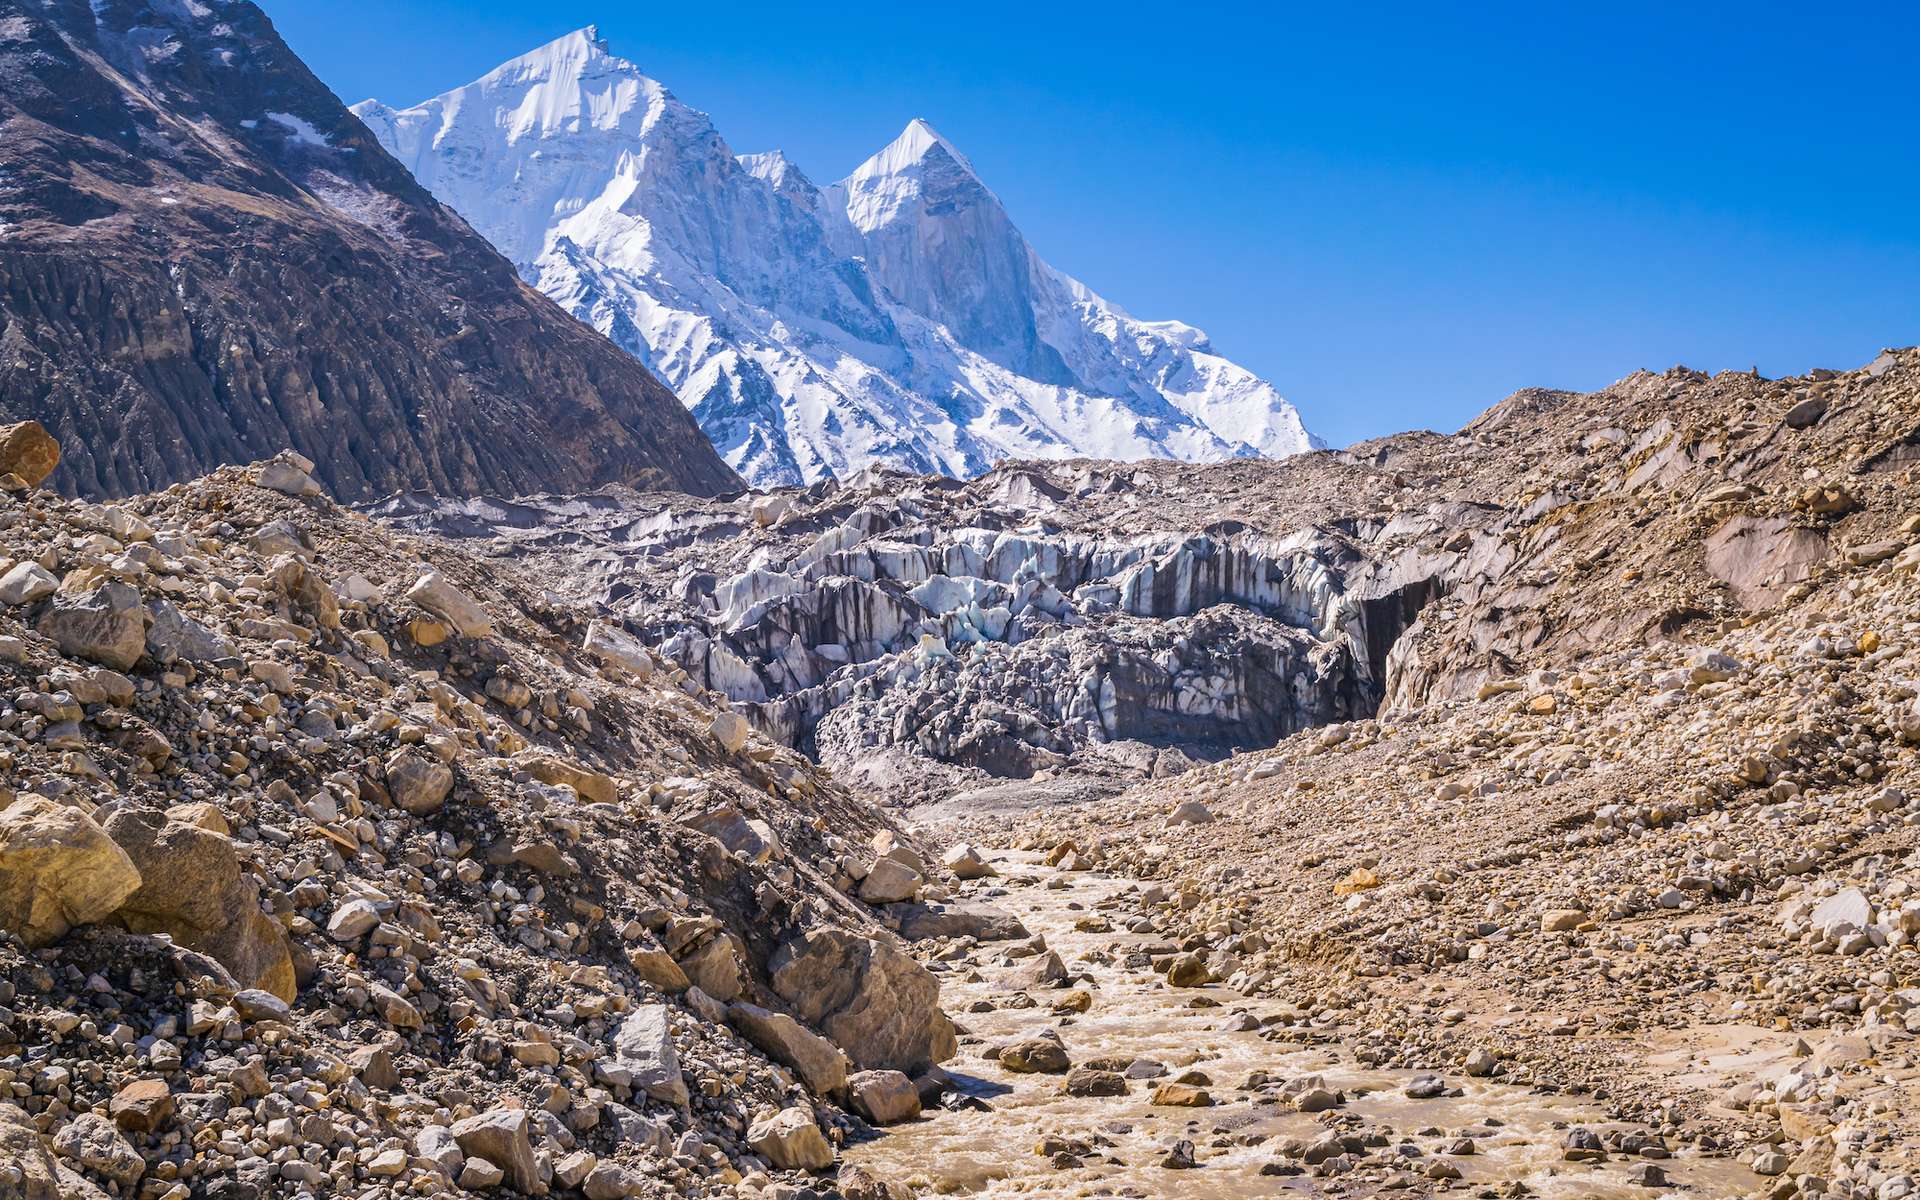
top-left (354, 29), bottom-right (1319, 487)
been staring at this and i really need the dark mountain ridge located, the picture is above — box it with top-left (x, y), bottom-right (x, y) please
top-left (0, 0), bottom-right (739, 500)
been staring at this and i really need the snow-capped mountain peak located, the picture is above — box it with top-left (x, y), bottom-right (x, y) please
top-left (838, 117), bottom-right (998, 237)
top-left (848, 117), bottom-right (982, 186)
top-left (358, 35), bottom-right (1319, 486)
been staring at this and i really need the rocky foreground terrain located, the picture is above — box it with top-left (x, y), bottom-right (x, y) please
top-left (952, 351), bottom-right (1920, 1198)
top-left (360, 347), bottom-right (1920, 1198)
top-left (1, 344), bottom-right (1918, 1200)
top-left (0, 428), bottom-right (964, 1199)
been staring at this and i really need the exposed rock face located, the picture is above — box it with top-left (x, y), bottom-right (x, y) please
top-left (355, 34), bottom-right (1317, 488)
top-left (374, 349), bottom-right (1920, 804)
top-left (100, 809), bottom-right (295, 1001)
top-left (371, 479), bottom-right (1442, 797)
top-left (769, 928), bottom-right (957, 1073)
top-left (0, 797), bottom-right (141, 948)
top-left (0, 0), bottom-right (736, 501)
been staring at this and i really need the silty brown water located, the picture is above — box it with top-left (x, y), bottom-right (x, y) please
top-left (846, 852), bottom-right (1760, 1198)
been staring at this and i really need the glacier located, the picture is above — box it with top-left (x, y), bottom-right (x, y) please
top-left (353, 28), bottom-right (1320, 487)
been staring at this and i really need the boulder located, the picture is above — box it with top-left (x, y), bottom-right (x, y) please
top-left (847, 1070), bottom-right (921, 1125)
top-left (1164, 953), bottom-right (1212, 987)
top-left (1166, 800), bottom-right (1213, 827)
top-left (584, 621), bottom-right (653, 680)
top-left (0, 422), bottom-right (58, 487)
top-left (0, 1102), bottom-right (62, 1198)
top-left (270, 556), bottom-right (340, 630)
top-left (385, 749), bottom-right (454, 815)
top-left (0, 796), bottom-right (142, 948)
top-left (1064, 1067), bottom-right (1129, 1097)
top-left (624, 945), bottom-right (690, 993)
top-left (681, 806), bottom-right (779, 864)
top-left (675, 932), bottom-right (743, 1002)
top-left (729, 1002), bottom-right (848, 1096)
top-left (1811, 887), bottom-right (1872, 936)
top-left (253, 452), bottom-right (322, 497)
top-left (1006, 950), bottom-right (1069, 990)
top-left (769, 927), bottom-right (957, 1073)
top-left (514, 753), bottom-right (618, 805)
top-left (405, 570), bottom-right (492, 637)
top-left (709, 711), bottom-right (750, 753)
top-left (940, 842), bottom-right (997, 880)
top-left (747, 1108), bottom-right (834, 1171)
top-left (100, 808), bottom-right (295, 1001)
top-left (37, 582), bottom-right (147, 670)
top-left (999, 1037), bottom-right (1071, 1074)
top-left (449, 1109), bottom-right (538, 1193)
top-left (414, 1126), bottom-right (464, 1173)
top-left (603, 1005), bottom-right (688, 1107)
top-left (1541, 909), bottom-right (1586, 933)
top-left (146, 600), bottom-right (236, 664)
top-left (327, 898), bottom-right (381, 942)
top-left (885, 902), bottom-right (1030, 942)
top-left (50, 1114), bottom-right (144, 1186)
top-left (1151, 1082), bottom-right (1213, 1107)
top-left (0, 562), bottom-right (56, 606)
top-left (858, 857), bottom-right (923, 904)
top-left (108, 1079), bottom-right (174, 1134)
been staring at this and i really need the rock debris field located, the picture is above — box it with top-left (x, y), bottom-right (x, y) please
top-left (0, 343), bottom-right (1919, 1200)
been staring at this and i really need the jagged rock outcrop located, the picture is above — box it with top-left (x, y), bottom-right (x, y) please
top-left (0, 0), bottom-right (736, 501)
top-left (370, 465), bottom-right (1474, 796)
top-left (373, 348), bottom-right (1920, 805)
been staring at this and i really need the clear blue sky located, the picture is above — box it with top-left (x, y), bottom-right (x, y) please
top-left (266, 0), bottom-right (1919, 447)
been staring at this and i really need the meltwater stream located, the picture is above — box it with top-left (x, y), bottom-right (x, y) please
top-left (846, 852), bottom-right (1759, 1198)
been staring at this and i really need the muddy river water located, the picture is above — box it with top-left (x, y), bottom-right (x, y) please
top-left (846, 853), bottom-right (1760, 1198)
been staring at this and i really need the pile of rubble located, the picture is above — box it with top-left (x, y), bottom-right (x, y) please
top-left (0, 430), bottom-right (968, 1199)
top-left (992, 351), bottom-right (1920, 1198)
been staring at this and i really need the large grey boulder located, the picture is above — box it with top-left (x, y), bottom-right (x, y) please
top-left (449, 1109), bottom-right (537, 1193)
top-left (37, 582), bottom-right (147, 670)
top-left (602, 1005), bottom-right (689, 1107)
top-left (884, 902), bottom-right (1029, 943)
top-left (769, 928), bottom-right (956, 1073)
top-left (101, 808), bottom-right (295, 1002)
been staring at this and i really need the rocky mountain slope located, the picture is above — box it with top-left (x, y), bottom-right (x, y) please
top-left (0, 429), bottom-right (965, 1199)
top-left (355, 345), bottom-right (1920, 1199)
top-left (0, 1), bottom-right (736, 501)
top-left (353, 29), bottom-right (1318, 487)
top-left (373, 348), bottom-right (1920, 810)
top-left (956, 350), bottom-right (1920, 1195)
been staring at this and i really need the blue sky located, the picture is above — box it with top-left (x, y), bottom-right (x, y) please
top-left (268, 1), bottom-right (1919, 447)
